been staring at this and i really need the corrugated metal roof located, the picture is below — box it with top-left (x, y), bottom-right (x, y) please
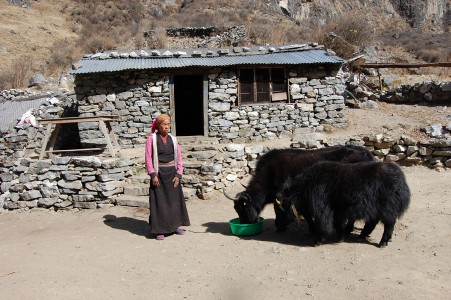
top-left (70, 49), bottom-right (345, 75)
top-left (0, 98), bottom-right (48, 132)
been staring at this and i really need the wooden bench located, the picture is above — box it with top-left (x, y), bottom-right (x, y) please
top-left (38, 116), bottom-right (121, 160)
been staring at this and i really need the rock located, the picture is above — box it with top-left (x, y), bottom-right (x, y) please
top-left (29, 74), bottom-right (45, 88)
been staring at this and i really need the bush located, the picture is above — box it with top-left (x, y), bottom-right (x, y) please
top-left (311, 11), bottom-right (374, 58)
top-left (0, 56), bottom-right (34, 89)
top-left (382, 31), bottom-right (450, 63)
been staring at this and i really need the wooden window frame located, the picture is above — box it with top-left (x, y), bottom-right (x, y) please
top-left (238, 67), bottom-right (288, 105)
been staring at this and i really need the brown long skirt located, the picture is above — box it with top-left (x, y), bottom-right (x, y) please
top-left (148, 165), bottom-right (190, 234)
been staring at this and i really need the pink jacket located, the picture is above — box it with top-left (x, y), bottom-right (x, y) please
top-left (145, 133), bottom-right (183, 178)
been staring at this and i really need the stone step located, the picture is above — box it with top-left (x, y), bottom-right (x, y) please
top-left (123, 184), bottom-right (149, 196)
top-left (129, 174), bottom-right (150, 185)
top-left (115, 194), bottom-right (149, 208)
top-left (178, 136), bottom-right (220, 146)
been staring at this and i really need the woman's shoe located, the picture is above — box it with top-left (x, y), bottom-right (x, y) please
top-left (175, 228), bottom-right (185, 235)
top-left (156, 234), bottom-right (165, 240)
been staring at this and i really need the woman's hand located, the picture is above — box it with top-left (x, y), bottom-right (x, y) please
top-left (173, 177), bottom-right (180, 188)
top-left (152, 176), bottom-right (160, 188)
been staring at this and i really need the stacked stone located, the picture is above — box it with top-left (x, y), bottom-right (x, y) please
top-left (1, 94), bottom-right (77, 159)
top-left (346, 80), bottom-right (451, 104)
top-left (166, 27), bottom-right (218, 37)
top-left (0, 89), bottom-right (56, 102)
top-left (181, 142), bottom-right (258, 198)
top-left (207, 68), bottom-right (346, 143)
top-left (0, 89), bottom-right (29, 102)
top-left (0, 156), bottom-right (134, 212)
top-left (198, 25), bottom-right (246, 48)
top-left (70, 67), bottom-right (346, 147)
top-left (2, 131), bottom-right (451, 211)
top-left (383, 81), bottom-right (451, 103)
top-left (74, 72), bottom-right (170, 147)
top-left (291, 133), bottom-right (451, 168)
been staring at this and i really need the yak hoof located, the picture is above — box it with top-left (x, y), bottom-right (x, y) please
top-left (378, 241), bottom-right (388, 248)
top-left (313, 237), bottom-right (325, 246)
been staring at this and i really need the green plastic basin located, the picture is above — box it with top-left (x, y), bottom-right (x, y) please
top-left (229, 217), bottom-right (264, 236)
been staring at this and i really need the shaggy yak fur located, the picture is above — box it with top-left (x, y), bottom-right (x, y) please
top-left (277, 161), bottom-right (411, 247)
top-left (226, 145), bottom-right (374, 230)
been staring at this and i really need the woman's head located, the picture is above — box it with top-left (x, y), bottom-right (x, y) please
top-left (151, 114), bottom-right (171, 134)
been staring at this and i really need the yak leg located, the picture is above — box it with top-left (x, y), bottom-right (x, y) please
top-left (344, 218), bottom-right (355, 236)
top-left (358, 219), bottom-right (379, 240)
top-left (313, 230), bottom-right (326, 246)
top-left (379, 221), bottom-right (395, 247)
top-left (274, 202), bottom-right (290, 232)
top-left (303, 211), bottom-right (316, 234)
top-left (333, 216), bottom-right (347, 242)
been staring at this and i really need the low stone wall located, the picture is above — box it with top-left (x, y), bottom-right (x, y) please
top-left (380, 81), bottom-right (451, 103)
top-left (0, 89), bottom-right (55, 102)
top-left (0, 156), bottom-right (134, 211)
top-left (346, 80), bottom-right (451, 104)
top-left (1, 133), bottom-right (450, 212)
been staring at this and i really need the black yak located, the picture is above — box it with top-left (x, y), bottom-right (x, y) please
top-left (276, 161), bottom-right (411, 247)
top-left (224, 145), bottom-right (374, 231)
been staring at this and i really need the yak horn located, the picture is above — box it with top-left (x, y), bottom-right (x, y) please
top-left (223, 189), bottom-right (239, 201)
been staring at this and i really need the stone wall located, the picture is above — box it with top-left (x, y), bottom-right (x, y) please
top-left (71, 66), bottom-right (346, 146)
top-left (1, 133), bottom-right (450, 212)
top-left (346, 80), bottom-right (451, 105)
top-left (208, 66), bottom-right (346, 143)
top-left (380, 81), bottom-right (451, 103)
top-left (0, 156), bottom-right (134, 211)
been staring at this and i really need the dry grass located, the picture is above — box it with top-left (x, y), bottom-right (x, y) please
top-left (0, 56), bottom-right (34, 89)
top-left (311, 10), bottom-right (375, 59)
top-left (1, 0), bottom-right (449, 90)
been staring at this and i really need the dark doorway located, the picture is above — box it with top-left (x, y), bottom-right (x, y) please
top-left (173, 74), bottom-right (204, 136)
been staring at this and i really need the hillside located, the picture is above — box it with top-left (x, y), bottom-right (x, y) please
top-left (0, 0), bottom-right (450, 89)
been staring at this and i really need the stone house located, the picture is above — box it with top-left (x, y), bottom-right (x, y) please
top-left (69, 43), bottom-right (347, 148)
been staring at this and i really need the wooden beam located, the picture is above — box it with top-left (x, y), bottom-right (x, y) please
top-left (358, 62), bottom-right (451, 69)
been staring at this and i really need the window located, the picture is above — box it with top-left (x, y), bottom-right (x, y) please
top-left (239, 68), bottom-right (287, 104)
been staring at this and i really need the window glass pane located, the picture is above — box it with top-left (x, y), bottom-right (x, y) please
top-left (240, 82), bottom-right (253, 103)
top-left (271, 68), bottom-right (286, 93)
top-left (255, 69), bottom-right (269, 81)
top-left (271, 68), bottom-right (285, 83)
top-left (240, 69), bottom-right (253, 82)
top-left (255, 69), bottom-right (270, 103)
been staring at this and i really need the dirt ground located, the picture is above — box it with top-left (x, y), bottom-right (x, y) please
top-left (1, 102), bottom-right (451, 299)
top-left (0, 166), bottom-right (450, 299)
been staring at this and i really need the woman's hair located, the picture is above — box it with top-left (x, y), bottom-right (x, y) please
top-left (151, 114), bottom-right (170, 133)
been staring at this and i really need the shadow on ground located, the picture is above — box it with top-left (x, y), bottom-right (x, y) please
top-left (202, 218), bottom-right (314, 247)
top-left (103, 214), bottom-right (150, 238)
top-left (202, 218), bottom-right (379, 248)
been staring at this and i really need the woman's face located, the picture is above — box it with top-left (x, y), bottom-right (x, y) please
top-left (158, 119), bottom-right (171, 135)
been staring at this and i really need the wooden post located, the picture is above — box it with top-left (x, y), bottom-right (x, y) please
top-left (39, 123), bottom-right (53, 160)
top-left (377, 68), bottom-right (382, 91)
top-left (98, 120), bottom-right (116, 157)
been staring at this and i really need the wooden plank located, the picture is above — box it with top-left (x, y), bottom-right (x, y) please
top-left (358, 62), bottom-right (451, 69)
top-left (45, 148), bottom-right (104, 153)
top-left (39, 115), bottom-right (119, 125)
top-left (272, 92), bottom-right (287, 101)
top-left (37, 116), bottom-right (121, 159)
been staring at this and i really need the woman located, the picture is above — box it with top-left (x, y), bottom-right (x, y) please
top-left (145, 114), bottom-right (190, 240)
